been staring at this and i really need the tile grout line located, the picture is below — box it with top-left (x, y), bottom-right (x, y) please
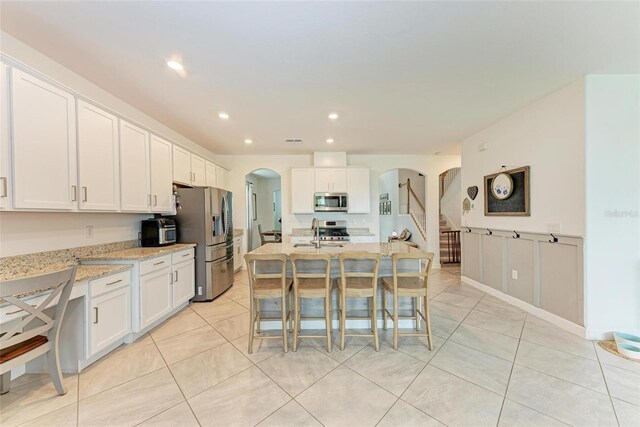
top-left (496, 312), bottom-right (527, 426)
top-left (593, 340), bottom-right (621, 427)
top-left (145, 331), bottom-right (203, 427)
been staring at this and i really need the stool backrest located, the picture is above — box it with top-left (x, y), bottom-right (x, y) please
top-left (338, 252), bottom-right (380, 288)
top-left (390, 252), bottom-right (434, 289)
top-left (244, 253), bottom-right (288, 291)
top-left (290, 253), bottom-right (332, 291)
top-left (0, 265), bottom-right (77, 351)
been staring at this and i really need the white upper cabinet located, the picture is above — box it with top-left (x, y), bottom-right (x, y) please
top-left (291, 168), bottom-right (315, 214)
top-left (191, 154), bottom-right (206, 186)
top-left (205, 161), bottom-right (217, 187)
top-left (150, 135), bottom-right (173, 212)
top-left (216, 166), bottom-right (229, 190)
top-left (315, 168), bottom-right (347, 193)
top-left (11, 69), bottom-right (77, 210)
top-left (77, 100), bottom-right (119, 211)
top-left (172, 145), bottom-right (191, 185)
top-left (347, 168), bottom-right (370, 213)
top-left (119, 120), bottom-right (150, 212)
top-left (0, 63), bottom-right (10, 209)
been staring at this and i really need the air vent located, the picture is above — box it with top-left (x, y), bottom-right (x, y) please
top-left (285, 138), bottom-right (303, 144)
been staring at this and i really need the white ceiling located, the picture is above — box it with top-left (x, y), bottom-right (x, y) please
top-left (1, 1), bottom-right (638, 155)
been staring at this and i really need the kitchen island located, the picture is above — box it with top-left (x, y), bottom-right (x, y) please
top-left (246, 242), bottom-right (427, 330)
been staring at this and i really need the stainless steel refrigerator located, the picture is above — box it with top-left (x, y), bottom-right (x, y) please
top-left (172, 187), bottom-right (234, 301)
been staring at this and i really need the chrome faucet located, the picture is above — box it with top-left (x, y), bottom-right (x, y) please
top-left (311, 218), bottom-right (321, 249)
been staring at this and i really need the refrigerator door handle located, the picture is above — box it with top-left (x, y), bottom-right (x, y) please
top-left (222, 193), bottom-right (228, 241)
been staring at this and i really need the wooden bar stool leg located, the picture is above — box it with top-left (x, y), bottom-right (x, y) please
top-left (281, 292), bottom-right (288, 353)
top-left (393, 292), bottom-right (399, 350)
top-left (372, 294), bottom-right (379, 351)
top-left (293, 296), bottom-right (300, 352)
top-left (340, 290), bottom-right (346, 351)
top-left (248, 297), bottom-right (256, 354)
top-left (256, 301), bottom-right (261, 334)
top-left (325, 291), bottom-right (332, 352)
top-left (382, 288), bottom-right (388, 330)
top-left (414, 297), bottom-right (420, 331)
top-left (424, 295), bottom-right (433, 350)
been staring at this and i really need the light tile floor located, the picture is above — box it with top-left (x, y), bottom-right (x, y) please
top-left (2, 265), bottom-right (639, 426)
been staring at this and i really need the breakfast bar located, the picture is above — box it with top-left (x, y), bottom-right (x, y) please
top-left (246, 242), bottom-right (428, 330)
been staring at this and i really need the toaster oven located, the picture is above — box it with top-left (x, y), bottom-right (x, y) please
top-left (141, 218), bottom-right (177, 247)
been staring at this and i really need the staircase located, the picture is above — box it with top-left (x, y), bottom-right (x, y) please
top-left (439, 167), bottom-right (462, 263)
top-left (402, 178), bottom-right (427, 241)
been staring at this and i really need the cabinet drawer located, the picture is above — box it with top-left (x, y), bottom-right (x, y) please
top-left (171, 248), bottom-right (194, 264)
top-left (140, 254), bottom-right (172, 275)
top-left (0, 293), bottom-right (48, 323)
top-left (90, 271), bottom-right (131, 297)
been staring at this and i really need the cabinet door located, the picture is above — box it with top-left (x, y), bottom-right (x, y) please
top-left (90, 287), bottom-right (131, 356)
top-left (11, 69), bottom-right (77, 209)
top-left (347, 168), bottom-right (370, 213)
top-left (315, 168), bottom-right (332, 192)
top-left (139, 267), bottom-right (173, 330)
top-left (191, 154), bottom-right (206, 186)
top-left (172, 259), bottom-right (195, 307)
top-left (331, 169), bottom-right (348, 192)
top-left (77, 100), bottom-right (119, 211)
top-left (119, 120), bottom-right (150, 211)
top-left (150, 135), bottom-right (173, 212)
top-left (205, 161), bottom-right (217, 187)
top-left (234, 237), bottom-right (242, 271)
top-left (291, 168), bottom-right (315, 213)
top-left (172, 145), bottom-right (191, 185)
top-left (0, 63), bottom-right (9, 209)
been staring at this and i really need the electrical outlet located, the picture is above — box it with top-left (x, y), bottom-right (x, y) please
top-left (511, 269), bottom-right (518, 280)
top-left (85, 225), bottom-right (94, 238)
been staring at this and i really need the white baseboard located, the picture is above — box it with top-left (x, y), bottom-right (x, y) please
top-left (258, 318), bottom-right (417, 330)
top-left (461, 275), bottom-right (586, 339)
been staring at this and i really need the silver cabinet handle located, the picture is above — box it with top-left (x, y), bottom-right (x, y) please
top-left (1, 177), bottom-right (7, 198)
top-left (147, 194), bottom-right (151, 206)
top-left (71, 185), bottom-right (77, 202)
top-left (182, 252), bottom-right (190, 258)
top-left (82, 186), bottom-right (88, 202)
top-left (7, 304), bottom-right (36, 315)
top-left (105, 279), bottom-right (122, 286)
top-left (153, 195), bottom-right (157, 206)
top-left (169, 271), bottom-right (173, 284)
top-left (94, 307), bottom-right (99, 324)
top-left (153, 260), bottom-right (165, 266)
top-left (174, 270), bottom-right (179, 282)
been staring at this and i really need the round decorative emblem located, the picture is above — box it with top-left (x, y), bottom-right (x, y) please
top-left (491, 172), bottom-right (513, 200)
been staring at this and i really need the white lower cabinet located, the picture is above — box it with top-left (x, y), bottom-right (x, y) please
top-left (139, 266), bottom-right (173, 330)
top-left (90, 286), bottom-right (131, 356)
top-left (172, 259), bottom-right (195, 307)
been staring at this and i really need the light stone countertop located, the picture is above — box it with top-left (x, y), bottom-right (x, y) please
top-left (80, 243), bottom-right (196, 262)
top-left (290, 228), bottom-right (375, 237)
top-left (247, 242), bottom-right (420, 257)
top-left (2, 264), bottom-right (133, 301)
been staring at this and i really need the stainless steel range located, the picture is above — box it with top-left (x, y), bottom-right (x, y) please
top-left (318, 220), bottom-right (350, 242)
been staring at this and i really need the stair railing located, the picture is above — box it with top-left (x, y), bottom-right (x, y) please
top-left (400, 178), bottom-right (427, 240)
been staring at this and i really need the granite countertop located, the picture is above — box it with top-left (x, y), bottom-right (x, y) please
top-left (2, 264), bottom-right (133, 301)
top-left (80, 243), bottom-right (196, 262)
top-left (248, 242), bottom-right (420, 257)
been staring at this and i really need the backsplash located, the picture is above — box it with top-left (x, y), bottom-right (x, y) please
top-left (0, 240), bottom-right (138, 280)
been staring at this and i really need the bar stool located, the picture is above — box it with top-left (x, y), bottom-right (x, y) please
top-left (382, 252), bottom-right (435, 350)
top-left (244, 253), bottom-right (293, 353)
top-left (336, 253), bottom-right (381, 351)
top-left (290, 253), bottom-right (333, 352)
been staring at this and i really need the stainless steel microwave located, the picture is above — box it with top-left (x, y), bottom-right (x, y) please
top-left (314, 193), bottom-right (348, 212)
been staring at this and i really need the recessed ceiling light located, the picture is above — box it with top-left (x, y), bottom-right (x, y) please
top-left (166, 60), bottom-right (184, 71)
top-left (328, 113), bottom-right (339, 120)
top-left (244, 139), bottom-right (253, 144)
top-left (326, 138), bottom-right (334, 144)
top-left (218, 112), bottom-right (229, 120)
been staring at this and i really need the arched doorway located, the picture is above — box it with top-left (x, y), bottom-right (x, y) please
top-left (245, 169), bottom-right (282, 251)
top-left (378, 168), bottom-right (427, 248)
top-left (439, 167), bottom-right (462, 265)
